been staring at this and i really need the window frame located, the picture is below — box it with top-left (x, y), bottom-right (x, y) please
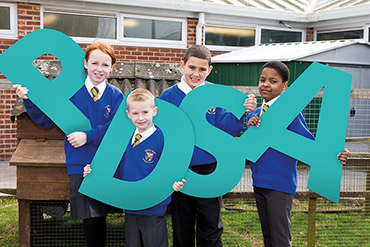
top-left (118, 13), bottom-right (187, 49)
top-left (41, 7), bottom-right (119, 44)
top-left (41, 7), bottom-right (187, 48)
top-left (315, 27), bottom-right (365, 41)
top-left (257, 25), bottom-right (306, 45)
top-left (204, 23), bottom-right (257, 51)
top-left (0, 2), bottom-right (17, 39)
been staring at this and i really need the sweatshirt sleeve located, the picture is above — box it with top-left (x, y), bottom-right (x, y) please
top-left (289, 111), bottom-right (315, 141)
top-left (84, 92), bottom-right (124, 146)
top-left (23, 99), bottom-right (54, 128)
top-left (206, 107), bottom-right (245, 137)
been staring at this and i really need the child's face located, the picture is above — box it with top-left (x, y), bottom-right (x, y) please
top-left (181, 56), bottom-right (212, 89)
top-left (84, 49), bottom-right (112, 86)
top-left (258, 67), bottom-right (288, 102)
top-left (126, 100), bottom-right (158, 133)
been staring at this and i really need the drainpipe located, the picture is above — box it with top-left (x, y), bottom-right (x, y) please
top-left (196, 12), bottom-right (205, 45)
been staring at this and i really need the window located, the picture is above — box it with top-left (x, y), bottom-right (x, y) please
top-left (0, 3), bottom-right (17, 39)
top-left (120, 14), bottom-right (186, 48)
top-left (0, 6), bottom-right (10, 30)
top-left (42, 8), bottom-right (187, 48)
top-left (317, 29), bottom-right (363, 41)
top-left (43, 10), bottom-right (117, 40)
top-left (261, 29), bottom-right (302, 44)
top-left (124, 18), bottom-right (181, 41)
top-left (205, 26), bottom-right (255, 49)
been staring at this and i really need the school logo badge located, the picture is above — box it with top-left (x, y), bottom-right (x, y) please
top-left (104, 105), bottom-right (111, 118)
top-left (143, 149), bottom-right (156, 163)
top-left (207, 107), bottom-right (216, 115)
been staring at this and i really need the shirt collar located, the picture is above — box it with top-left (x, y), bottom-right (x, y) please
top-left (132, 125), bottom-right (156, 144)
top-left (178, 76), bottom-right (205, 95)
top-left (263, 95), bottom-right (280, 108)
top-left (85, 77), bottom-right (107, 99)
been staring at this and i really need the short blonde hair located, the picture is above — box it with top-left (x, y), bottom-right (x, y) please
top-left (126, 88), bottom-right (155, 109)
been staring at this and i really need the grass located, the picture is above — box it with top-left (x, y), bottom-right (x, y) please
top-left (0, 197), bottom-right (18, 247)
top-left (1, 196), bottom-right (370, 246)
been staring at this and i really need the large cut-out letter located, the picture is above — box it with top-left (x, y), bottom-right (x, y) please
top-left (239, 62), bottom-right (351, 202)
top-left (179, 84), bottom-right (248, 197)
top-left (0, 29), bottom-right (90, 134)
top-left (79, 96), bottom-right (195, 210)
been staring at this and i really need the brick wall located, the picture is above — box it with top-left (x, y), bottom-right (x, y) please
top-left (0, 84), bottom-right (17, 160)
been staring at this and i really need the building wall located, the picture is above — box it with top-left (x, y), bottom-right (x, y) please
top-left (0, 83), bottom-right (17, 160)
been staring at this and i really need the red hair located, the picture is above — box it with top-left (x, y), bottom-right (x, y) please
top-left (84, 42), bottom-right (117, 76)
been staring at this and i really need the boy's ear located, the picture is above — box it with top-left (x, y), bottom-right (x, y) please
top-left (180, 60), bottom-right (185, 72)
top-left (153, 106), bottom-right (158, 117)
top-left (207, 65), bottom-right (213, 75)
top-left (126, 109), bottom-right (132, 120)
top-left (84, 59), bottom-right (88, 69)
top-left (283, 81), bottom-right (288, 90)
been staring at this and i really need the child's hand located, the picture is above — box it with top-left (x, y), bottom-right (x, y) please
top-left (83, 164), bottom-right (92, 177)
top-left (337, 148), bottom-right (349, 165)
top-left (173, 179), bottom-right (187, 192)
top-left (244, 94), bottom-right (257, 113)
top-left (67, 132), bottom-right (87, 148)
top-left (13, 84), bottom-right (29, 99)
top-left (247, 115), bottom-right (260, 129)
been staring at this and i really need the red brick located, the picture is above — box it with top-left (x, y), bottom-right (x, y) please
top-left (18, 4), bottom-right (33, 10)
top-left (119, 51), bottom-right (131, 55)
top-left (26, 11), bottom-right (40, 16)
top-left (18, 15), bottom-right (33, 20)
top-left (160, 48), bottom-right (171, 53)
top-left (125, 56), bottom-right (137, 60)
top-left (126, 47), bottom-right (137, 51)
top-left (27, 21), bottom-right (40, 26)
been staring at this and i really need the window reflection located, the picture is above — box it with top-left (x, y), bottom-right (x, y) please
top-left (205, 26), bottom-right (255, 47)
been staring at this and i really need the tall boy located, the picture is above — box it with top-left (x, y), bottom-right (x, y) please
top-left (246, 61), bottom-right (349, 247)
top-left (159, 44), bottom-right (257, 247)
top-left (85, 88), bottom-right (185, 247)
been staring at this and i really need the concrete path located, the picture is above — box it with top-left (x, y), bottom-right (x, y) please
top-left (0, 160), bottom-right (16, 196)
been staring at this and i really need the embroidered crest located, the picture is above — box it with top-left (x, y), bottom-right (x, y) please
top-left (104, 105), bottom-right (111, 118)
top-left (143, 149), bottom-right (156, 164)
top-left (207, 107), bottom-right (216, 115)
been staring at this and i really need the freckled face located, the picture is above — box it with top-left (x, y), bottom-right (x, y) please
top-left (84, 49), bottom-right (112, 86)
top-left (181, 56), bottom-right (212, 89)
top-left (258, 67), bottom-right (288, 102)
top-left (126, 100), bottom-right (158, 133)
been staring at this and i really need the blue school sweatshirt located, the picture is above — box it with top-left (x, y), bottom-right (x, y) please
top-left (159, 82), bottom-right (244, 166)
top-left (114, 128), bottom-right (170, 215)
top-left (247, 106), bottom-right (315, 194)
top-left (23, 82), bottom-right (124, 175)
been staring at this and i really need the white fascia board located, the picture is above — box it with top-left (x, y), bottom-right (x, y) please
top-left (27, 0), bottom-right (308, 22)
top-left (306, 4), bottom-right (370, 22)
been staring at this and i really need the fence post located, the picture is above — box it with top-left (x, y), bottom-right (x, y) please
top-left (366, 169), bottom-right (370, 216)
top-left (307, 198), bottom-right (316, 247)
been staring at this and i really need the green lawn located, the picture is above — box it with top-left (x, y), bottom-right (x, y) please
top-left (1, 196), bottom-right (370, 246)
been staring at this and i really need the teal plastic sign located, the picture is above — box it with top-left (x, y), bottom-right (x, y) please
top-left (0, 29), bottom-right (351, 208)
top-left (239, 62), bottom-right (352, 202)
top-left (0, 29), bottom-right (90, 135)
top-left (79, 94), bottom-right (195, 210)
